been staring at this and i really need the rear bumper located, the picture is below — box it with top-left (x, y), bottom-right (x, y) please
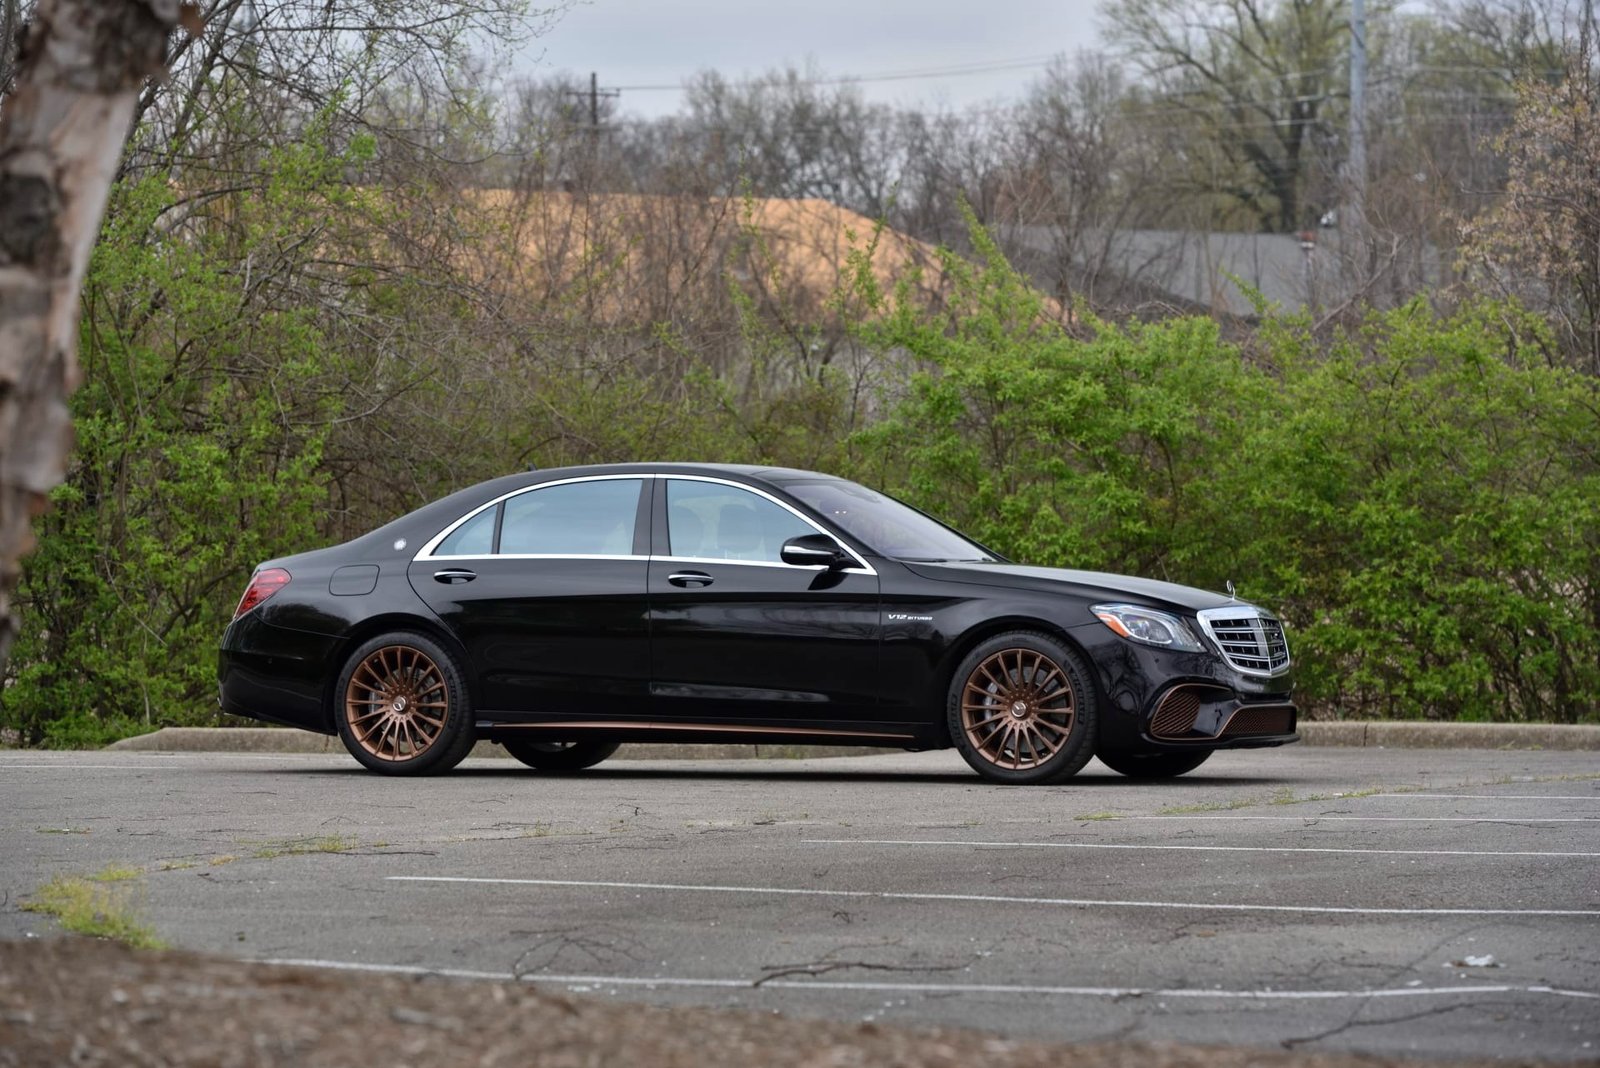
top-left (218, 614), bottom-right (340, 734)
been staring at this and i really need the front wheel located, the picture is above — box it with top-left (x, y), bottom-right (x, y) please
top-left (334, 632), bottom-right (476, 775)
top-left (947, 631), bottom-right (1098, 785)
top-left (1097, 749), bottom-right (1212, 779)
top-left (502, 739), bottom-right (621, 771)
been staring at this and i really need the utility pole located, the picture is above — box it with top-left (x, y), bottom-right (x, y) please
top-left (563, 71), bottom-right (620, 133)
top-left (1582, 0), bottom-right (1593, 67)
top-left (1347, 0), bottom-right (1367, 234)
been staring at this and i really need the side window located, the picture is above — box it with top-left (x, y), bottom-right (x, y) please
top-left (499, 479), bottom-right (643, 556)
top-left (435, 503), bottom-right (498, 556)
top-left (666, 480), bottom-right (817, 564)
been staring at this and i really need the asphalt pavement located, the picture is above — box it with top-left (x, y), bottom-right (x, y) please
top-left (3, 746), bottom-right (1597, 1060)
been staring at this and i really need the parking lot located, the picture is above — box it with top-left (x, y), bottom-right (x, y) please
top-left (2, 745), bottom-right (1596, 1060)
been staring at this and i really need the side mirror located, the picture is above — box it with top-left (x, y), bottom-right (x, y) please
top-left (781, 533), bottom-right (850, 570)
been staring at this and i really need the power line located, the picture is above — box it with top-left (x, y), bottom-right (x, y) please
top-left (607, 54), bottom-right (1062, 93)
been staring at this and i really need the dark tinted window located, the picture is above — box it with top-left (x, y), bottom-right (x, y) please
top-left (666, 480), bottom-right (815, 563)
top-left (499, 479), bottom-right (642, 556)
top-left (435, 504), bottom-right (498, 556)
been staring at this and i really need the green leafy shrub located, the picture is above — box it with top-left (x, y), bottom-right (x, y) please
top-left (848, 223), bottom-right (1600, 722)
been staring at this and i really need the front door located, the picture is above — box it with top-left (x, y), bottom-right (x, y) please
top-left (648, 477), bottom-right (885, 727)
top-left (407, 476), bottom-right (650, 719)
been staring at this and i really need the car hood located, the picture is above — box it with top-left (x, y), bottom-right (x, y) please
top-left (902, 561), bottom-right (1239, 613)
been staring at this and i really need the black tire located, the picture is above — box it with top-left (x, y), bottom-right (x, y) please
top-left (1097, 749), bottom-right (1213, 779)
top-left (334, 631), bottom-right (476, 775)
top-left (947, 631), bottom-right (1098, 785)
top-left (501, 739), bottom-right (621, 772)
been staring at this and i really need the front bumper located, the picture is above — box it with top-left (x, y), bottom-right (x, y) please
top-left (1070, 620), bottom-right (1298, 754)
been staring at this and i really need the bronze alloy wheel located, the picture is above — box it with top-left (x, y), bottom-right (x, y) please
top-left (948, 632), bottom-right (1098, 784)
top-left (960, 647), bottom-right (1075, 770)
top-left (344, 645), bottom-right (450, 761)
top-left (335, 632), bottom-right (475, 775)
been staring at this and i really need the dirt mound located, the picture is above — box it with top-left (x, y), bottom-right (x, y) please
top-left (0, 938), bottom-right (1529, 1068)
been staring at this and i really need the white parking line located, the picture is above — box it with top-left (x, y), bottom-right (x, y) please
top-left (1113, 815), bottom-right (1599, 823)
top-left (0, 764), bottom-right (195, 770)
top-left (255, 958), bottom-right (1600, 1002)
top-left (1375, 794), bottom-right (1600, 801)
top-left (386, 876), bottom-right (1600, 917)
top-left (801, 838), bottom-right (1600, 859)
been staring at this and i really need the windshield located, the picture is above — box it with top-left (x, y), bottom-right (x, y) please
top-left (784, 480), bottom-right (996, 562)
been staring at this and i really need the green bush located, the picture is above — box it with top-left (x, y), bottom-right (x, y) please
top-left (848, 226), bottom-right (1600, 723)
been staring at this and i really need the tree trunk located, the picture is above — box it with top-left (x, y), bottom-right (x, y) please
top-left (0, 0), bottom-right (189, 674)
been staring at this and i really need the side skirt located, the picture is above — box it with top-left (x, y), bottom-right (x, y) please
top-left (477, 719), bottom-right (931, 750)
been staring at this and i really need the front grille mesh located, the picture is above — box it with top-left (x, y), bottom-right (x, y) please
top-left (1201, 613), bottom-right (1290, 675)
top-left (1150, 688), bottom-right (1201, 739)
top-left (1220, 705), bottom-right (1295, 736)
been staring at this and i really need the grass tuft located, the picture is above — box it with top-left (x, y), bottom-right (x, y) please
top-left (249, 834), bottom-right (359, 859)
top-left (87, 864), bottom-right (143, 883)
top-left (22, 873), bottom-right (165, 949)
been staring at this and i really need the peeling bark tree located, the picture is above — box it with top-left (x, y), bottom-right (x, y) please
top-left (0, 0), bottom-right (192, 673)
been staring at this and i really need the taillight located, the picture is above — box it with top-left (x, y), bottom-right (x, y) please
top-left (233, 568), bottom-right (291, 619)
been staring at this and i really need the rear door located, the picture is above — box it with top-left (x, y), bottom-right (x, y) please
top-left (407, 476), bottom-right (650, 719)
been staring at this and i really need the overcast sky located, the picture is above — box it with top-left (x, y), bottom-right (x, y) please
top-left (517, 0), bottom-right (1108, 118)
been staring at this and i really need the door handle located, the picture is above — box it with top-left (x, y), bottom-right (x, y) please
top-left (667, 571), bottom-right (714, 588)
top-left (433, 569), bottom-right (477, 584)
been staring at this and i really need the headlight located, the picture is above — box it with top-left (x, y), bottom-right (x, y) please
top-left (1091, 604), bottom-right (1205, 652)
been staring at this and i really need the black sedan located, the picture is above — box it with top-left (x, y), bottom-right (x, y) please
top-left (219, 463), bottom-right (1296, 783)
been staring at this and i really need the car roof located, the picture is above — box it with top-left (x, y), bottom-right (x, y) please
top-left (514, 462), bottom-right (836, 483)
top-left (353, 463), bottom-right (845, 550)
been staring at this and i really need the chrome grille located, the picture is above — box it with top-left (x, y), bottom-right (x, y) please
top-left (1196, 607), bottom-right (1291, 677)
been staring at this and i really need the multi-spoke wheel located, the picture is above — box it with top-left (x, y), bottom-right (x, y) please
top-left (334, 632), bottom-right (475, 775)
top-left (1096, 749), bottom-right (1212, 779)
top-left (501, 739), bottom-right (621, 772)
top-left (947, 631), bottom-right (1097, 784)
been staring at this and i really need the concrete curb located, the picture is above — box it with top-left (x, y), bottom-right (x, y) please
top-left (105, 721), bottom-right (1600, 758)
top-left (1296, 721), bottom-right (1600, 750)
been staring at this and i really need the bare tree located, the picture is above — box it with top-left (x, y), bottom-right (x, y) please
top-left (1459, 37), bottom-right (1600, 371)
top-left (1103, 0), bottom-right (1356, 232)
top-left (0, 0), bottom-right (194, 672)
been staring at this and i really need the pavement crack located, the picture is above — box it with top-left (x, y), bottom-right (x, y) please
top-left (511, 928), bottom-right (647, 975)
top-left (1281, 998), bottom-right (1498, 1049)
top-left (752, 957), bottom-right (973, 989)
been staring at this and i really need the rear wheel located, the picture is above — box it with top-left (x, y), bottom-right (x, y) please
top-left (334, 632), bottom-right (475, 775)
top-left (502, 739), bottom-right (621, 771)
top-left (1097, 749), bottom-right (1212, 779)
top-left (947, 631), bottom-right (1097, 785)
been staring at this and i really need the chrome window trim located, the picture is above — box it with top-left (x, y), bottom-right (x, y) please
top-left (1195, 605), bottom-right (1292, 678)
top-left (421, 554), bottom-right (652, 563)
top-left (414, 472), bottom-right (876, 575)
top-left (652, 554), bottom-right (833, 573)
top-left (415, 474), bottom-right (647, 561)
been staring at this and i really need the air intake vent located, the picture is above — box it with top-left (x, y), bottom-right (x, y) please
top-left (1150, 688), bottom-right (1202, 739)
top-left (1220, 705), bottom-right (1296, 736)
